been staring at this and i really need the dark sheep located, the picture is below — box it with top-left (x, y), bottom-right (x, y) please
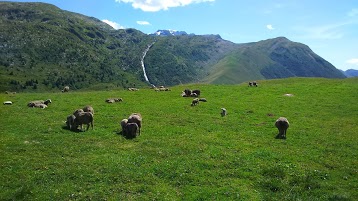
top-left (74, 112), bottom-right (94, 131)
top-left (128, 113), bottom-right (142, 135)
top-left (191, 98), bottom-right (199, 106)
top-left (66, 115), bottom-right (76, 130)
top-left (125, 123), bottom-right (139, 138)
top-left (275, 117), bottom-right (289, 139)
top-left (192, 89), bottom-right (201, 96)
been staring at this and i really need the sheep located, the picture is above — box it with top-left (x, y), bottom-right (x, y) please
top-left (191, 98), bottom-right (199, 106)
top-left (253, 81), bottom-right (258, 87)
top-left (128, 87), bottom-right (139, 91)
top-left (32, 103), bottom-right (47, 109)
top-left (27, 99), bottom-right (51, 107)
top-left (120, 119), bottom-right (128, 134)
top-left (192, 89), bottom-right (201, 96)
top-left (190, 92), bottom-right (198, 97)
top-left (73, 109), bottom-right (84, 117)
top-left (3, 101), bottom-right (12, 105)
top-left (125, 123), bottom-right (139, 138)
top-left (105, 98), bottom-right (122, 103)
top-left (83, 105), bottom-right (94, 114)
top-left (248, 82), bottom-right (253, 87)
top-left (62, 86), bottom-right (70, 92)
top-left (66, 115), bottom-right (76, 130)
top-left (73, 112), bottom-right (94, 131)
top-left (184, 89), bottom-right (191, 97)
top-left (128, 113), bottom-right (142, 135)
top-left (275, 117), bottom-right (289, 139)
top-left (199, 98), bottom-right (207, 102)
top-left (221, 108), bottom-right (227, 117)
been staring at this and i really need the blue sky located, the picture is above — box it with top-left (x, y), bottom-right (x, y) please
top-left (5, 0), bottom-right (358, 70)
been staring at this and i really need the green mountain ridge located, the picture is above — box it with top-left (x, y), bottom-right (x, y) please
top-left (0, 2), bottom-right (345, 91)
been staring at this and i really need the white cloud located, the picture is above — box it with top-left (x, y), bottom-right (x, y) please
top-left (266, 24), bottom-right (274, 30)
top-left (348, 8), bottom-right (358, 17)
top-left (115, 0), bottom-right (215, 12)
top-left (137, 21), bottom-right (151, 25)
top-left (102, 19), bottom-right (124, 29)
top-left (346, 58), bottom-right (358, 65)
top-left (292, 22), bottom-right (352, 40)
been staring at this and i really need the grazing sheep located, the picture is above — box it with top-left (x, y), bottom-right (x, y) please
top-left (253, 81), bottom-right (258, 87)
top-left (275, 117), bottom-right (289, 139)
top-left (221, 108), bottom-right (227, 117)
top-left (184, 89), bottom-right (192, 97)
top-left (83, 105), bottom-right (94, 114)
top-left (125, 123), bottom-right (139, 138)
top-left (128, 113), bottom-right (142, 135)
top-left (192, 89), bottom-right (201, 96)
top-left (191, 98), bottom-right (199, 106)
top-left (3, 101), bottom-right (12, 105)
top-left (199, 98), bottom-right (207, 102)
top-left (74, 112), bottom-right (94, 131)
top-left (120, 119), bottom-right (128, 134)
top-left (248, 82), bottom-right (253, 87)
top-left (73, 109), bottom-right (84, 117)
top-left (62, 86), bottom-right (70, 92)
top-left (66, 115), bottom-right (76, 130)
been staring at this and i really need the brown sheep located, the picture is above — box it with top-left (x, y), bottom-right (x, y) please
top-left (74, 112), bottom-right (94, 131)
top-left (275, 117), bottom-right (289, 139)
top-left (128, 113), bottom-right (142, 135)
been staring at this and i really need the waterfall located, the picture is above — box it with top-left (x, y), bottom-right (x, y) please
top-left (141, 42), bottom-right (155, 87)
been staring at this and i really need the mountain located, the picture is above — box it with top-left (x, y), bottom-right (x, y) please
top-left (150, 29), bottom-right (191, 36)
top-left (342, 69), bottom-right (358, 77)
top-left (0, 2), bottom-right (346, 91)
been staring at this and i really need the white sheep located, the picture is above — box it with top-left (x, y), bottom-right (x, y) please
top-left (128, 113), bottom-right (142, 135)
top-left (275, 117), bottom-right (289, 139)
top-left (32, 103), bottom-right (47, 109)
top-left (62, 86), bottom-right (70, 92)
top-left (221, 108), bottom-right (227, 117)
top-left (3, 101), bottom-right (12, 105)
top-left (27, 99), bottom-right (52, 107)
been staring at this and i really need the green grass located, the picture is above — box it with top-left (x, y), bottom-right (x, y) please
top-left (1, 77), bottom-right (357, 200)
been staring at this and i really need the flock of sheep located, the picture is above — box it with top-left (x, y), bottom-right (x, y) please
top-left (3, 82), bottom-right (289, 139)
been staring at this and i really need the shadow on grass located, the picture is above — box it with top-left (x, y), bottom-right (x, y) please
top-left (116, 130), bottom-right (137, 140)
top-left (61, 125), bottom-right (85, 133)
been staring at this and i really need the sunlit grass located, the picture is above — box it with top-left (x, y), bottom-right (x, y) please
top-left (1, 77), bottom-right (357, 200)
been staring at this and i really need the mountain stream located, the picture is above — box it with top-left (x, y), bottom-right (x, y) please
top-left (141, 42), bottom-right (155, 87)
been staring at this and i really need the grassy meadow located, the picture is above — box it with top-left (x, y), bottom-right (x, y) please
top-left (0, 77), bottom-right (357, 200)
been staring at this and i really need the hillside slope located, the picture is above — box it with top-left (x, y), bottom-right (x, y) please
top-left (0, 2), bottom-right (346, 91)
top-left (203, 37), bottom-right (345, 84)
